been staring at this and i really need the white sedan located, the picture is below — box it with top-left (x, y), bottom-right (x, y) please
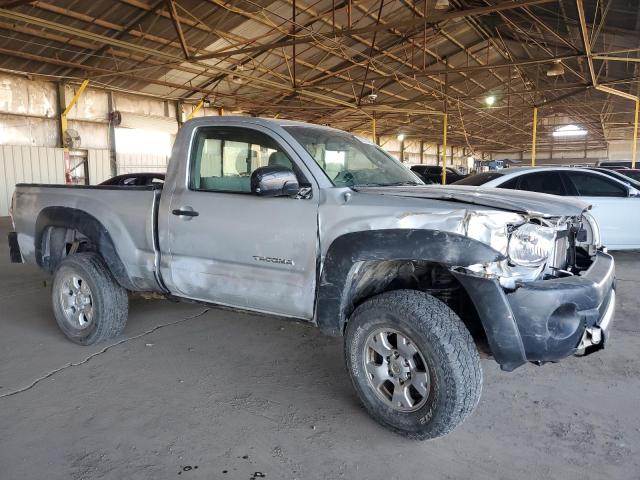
top-left (454, 166), bottom-right (640, 250)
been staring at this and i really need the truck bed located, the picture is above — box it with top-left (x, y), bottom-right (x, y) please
top-left (12, 183), bottom-right (162, 292)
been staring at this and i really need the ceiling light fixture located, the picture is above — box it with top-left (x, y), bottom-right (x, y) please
top-left (546, 60), bottom-right (565, 77)
top-left (397, 133), bottom-right (406, 142)
top-left (485, 95), bottom-right (496, 106)
top-left (552, 124), bottom-right (587, 137)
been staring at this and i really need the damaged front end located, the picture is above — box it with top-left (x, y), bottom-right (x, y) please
top-left (452, 209), bottom-right (615, 371)
top-left (461, 209), bottom-right (601, 288)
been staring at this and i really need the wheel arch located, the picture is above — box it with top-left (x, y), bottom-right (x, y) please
top-left (35, 206), bottom-right (135, 290)
top-left (314, 229), bottom-right (504, 336)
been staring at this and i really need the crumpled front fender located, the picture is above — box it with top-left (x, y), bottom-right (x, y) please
top-left (315, 228), bottom-right (504, 336)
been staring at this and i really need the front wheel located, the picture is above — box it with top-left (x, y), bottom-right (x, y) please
top-left (52, 253), bottom-right (128, 345)
top-left (345, 290), bottom-right (482, 439)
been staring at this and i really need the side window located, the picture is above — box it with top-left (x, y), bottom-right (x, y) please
top-left (566, 172), bottom-right (627, 197)
top-left (518, 172), bottom-right (566, 196)
top-left (498, 177), bottom-right (519, 189)
top-left (190, 127), bottom-right (294, 193)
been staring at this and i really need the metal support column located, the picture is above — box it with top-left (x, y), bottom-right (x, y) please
top-left (107, 91), bottom-right (117, 177)
top-left (61, 79), bottom-right (90, 184)
top-left (371, 115), bottom-right (376, 143)
top-left (531, 106), bottom-right (538, 167)
top-left (292, 0), bottom-right (296, 89)
top-left (176, 100), bottom-right (183, 128)
top-left (633, 98), bottom-right (639, 169)
top-left (441, 113), bottom-right (448, 184)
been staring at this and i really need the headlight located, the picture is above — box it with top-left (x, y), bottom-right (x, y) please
top-left (508, 223), bottom-right (555, 267)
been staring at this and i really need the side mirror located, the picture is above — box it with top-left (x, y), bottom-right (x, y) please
top-left (629, 186), bottom-right (640, 198)
top-left (251, 165), bottom-right (300, 197)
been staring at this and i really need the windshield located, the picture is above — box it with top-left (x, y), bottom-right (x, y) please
top-left (452, 171), bottom-right (504, 186)
top-left (283, 125), bottom-right (422, 187)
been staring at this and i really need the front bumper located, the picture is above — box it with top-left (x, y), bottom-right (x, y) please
top-left (8, 231), bottom-right (23, 263)
top-left (453, 251), bottom-right (615, 371)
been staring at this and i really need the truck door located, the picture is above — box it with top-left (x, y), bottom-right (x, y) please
top-left (161, 124), bottom-right (320, 319)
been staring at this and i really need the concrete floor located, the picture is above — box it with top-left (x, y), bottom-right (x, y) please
top-left (1, 217), bottom-right (639, 480)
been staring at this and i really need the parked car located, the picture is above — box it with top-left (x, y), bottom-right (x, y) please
top-left (100, 172), bottom-right (165, 186)
top-left (612, 168), bottom-right (640, 182)
top-left (454, 166), bottom-right (640, 250)
top-left (8, 118), bottom-right (614, 439)
top-left (595, 160), bottom-right (634, 169)
top-left (410, 165), bottom-right (466, 184)
top-left (587, 167), bottom-right (640, 188)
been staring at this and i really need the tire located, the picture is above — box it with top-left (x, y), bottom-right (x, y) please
top-left (344, 289), bottom-right (482, 440)
top-left (51, 252), bottom-right (128, 345)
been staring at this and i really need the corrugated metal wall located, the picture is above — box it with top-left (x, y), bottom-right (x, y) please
top-left (0, 145), bottom-right (64, 216)
top-left (87, 149), bottom-right (112, 185)
top-left (0, 146), bottom-right (113, 216)
top-left (116, 152), bottom-right (168, 175)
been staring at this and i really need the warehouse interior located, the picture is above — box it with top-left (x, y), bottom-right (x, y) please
top-left (1, 1), bottom-right (639, 478)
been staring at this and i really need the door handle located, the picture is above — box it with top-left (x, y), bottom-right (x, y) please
top-left (172, 207), bottom-right (199, 218)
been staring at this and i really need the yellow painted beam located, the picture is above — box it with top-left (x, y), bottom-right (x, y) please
top-left (372, 115), bottom-right (376, 143)
top-left (187, 98), bottom-right (205, 120)
top-left (633, 98), bottom-right (639, 169)
top-left (62, 79), bottom-right (90, 117)
top-left (61, 79), bottom-right (90, 141)
top-left (441, 113), bottom-right (448, 184)
top-left (61, 79), bottom-right (89, 184)
top-left (531, 106), bottom-right (538, 167)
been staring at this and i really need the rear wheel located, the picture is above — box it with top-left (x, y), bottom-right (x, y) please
top-left (345, 290), bottom-right (482, 439)
top-left (52, 253), bottom-right (128, 345)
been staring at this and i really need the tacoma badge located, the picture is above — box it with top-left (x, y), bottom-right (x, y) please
top-left (252, 255), bottom-right (294, 266)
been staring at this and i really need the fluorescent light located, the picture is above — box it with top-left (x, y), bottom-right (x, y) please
top-left (552, 124), bottom-right (587, 137)
top-left (397, 133), bottom-right (406, 142)
top-left (485, 95), bottom-right (496, 106)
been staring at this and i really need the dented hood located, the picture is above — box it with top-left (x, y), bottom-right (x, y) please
top-left (358, 184), bottom-right (589, 217)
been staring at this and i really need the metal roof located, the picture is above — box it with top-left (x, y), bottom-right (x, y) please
top-left (0, 0), bottom-right (639, 153)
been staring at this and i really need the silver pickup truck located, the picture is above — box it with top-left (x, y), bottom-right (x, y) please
top-left (8, 117), bottom-right (615, 439)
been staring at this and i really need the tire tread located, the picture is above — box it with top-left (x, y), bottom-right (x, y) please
top-left (345, 289), bottom-right (482, 439)
top-left (52, 252), bottom-right (128, 345)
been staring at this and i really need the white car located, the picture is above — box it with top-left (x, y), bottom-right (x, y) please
top-left (455, 166), bottom-right (640, 250)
